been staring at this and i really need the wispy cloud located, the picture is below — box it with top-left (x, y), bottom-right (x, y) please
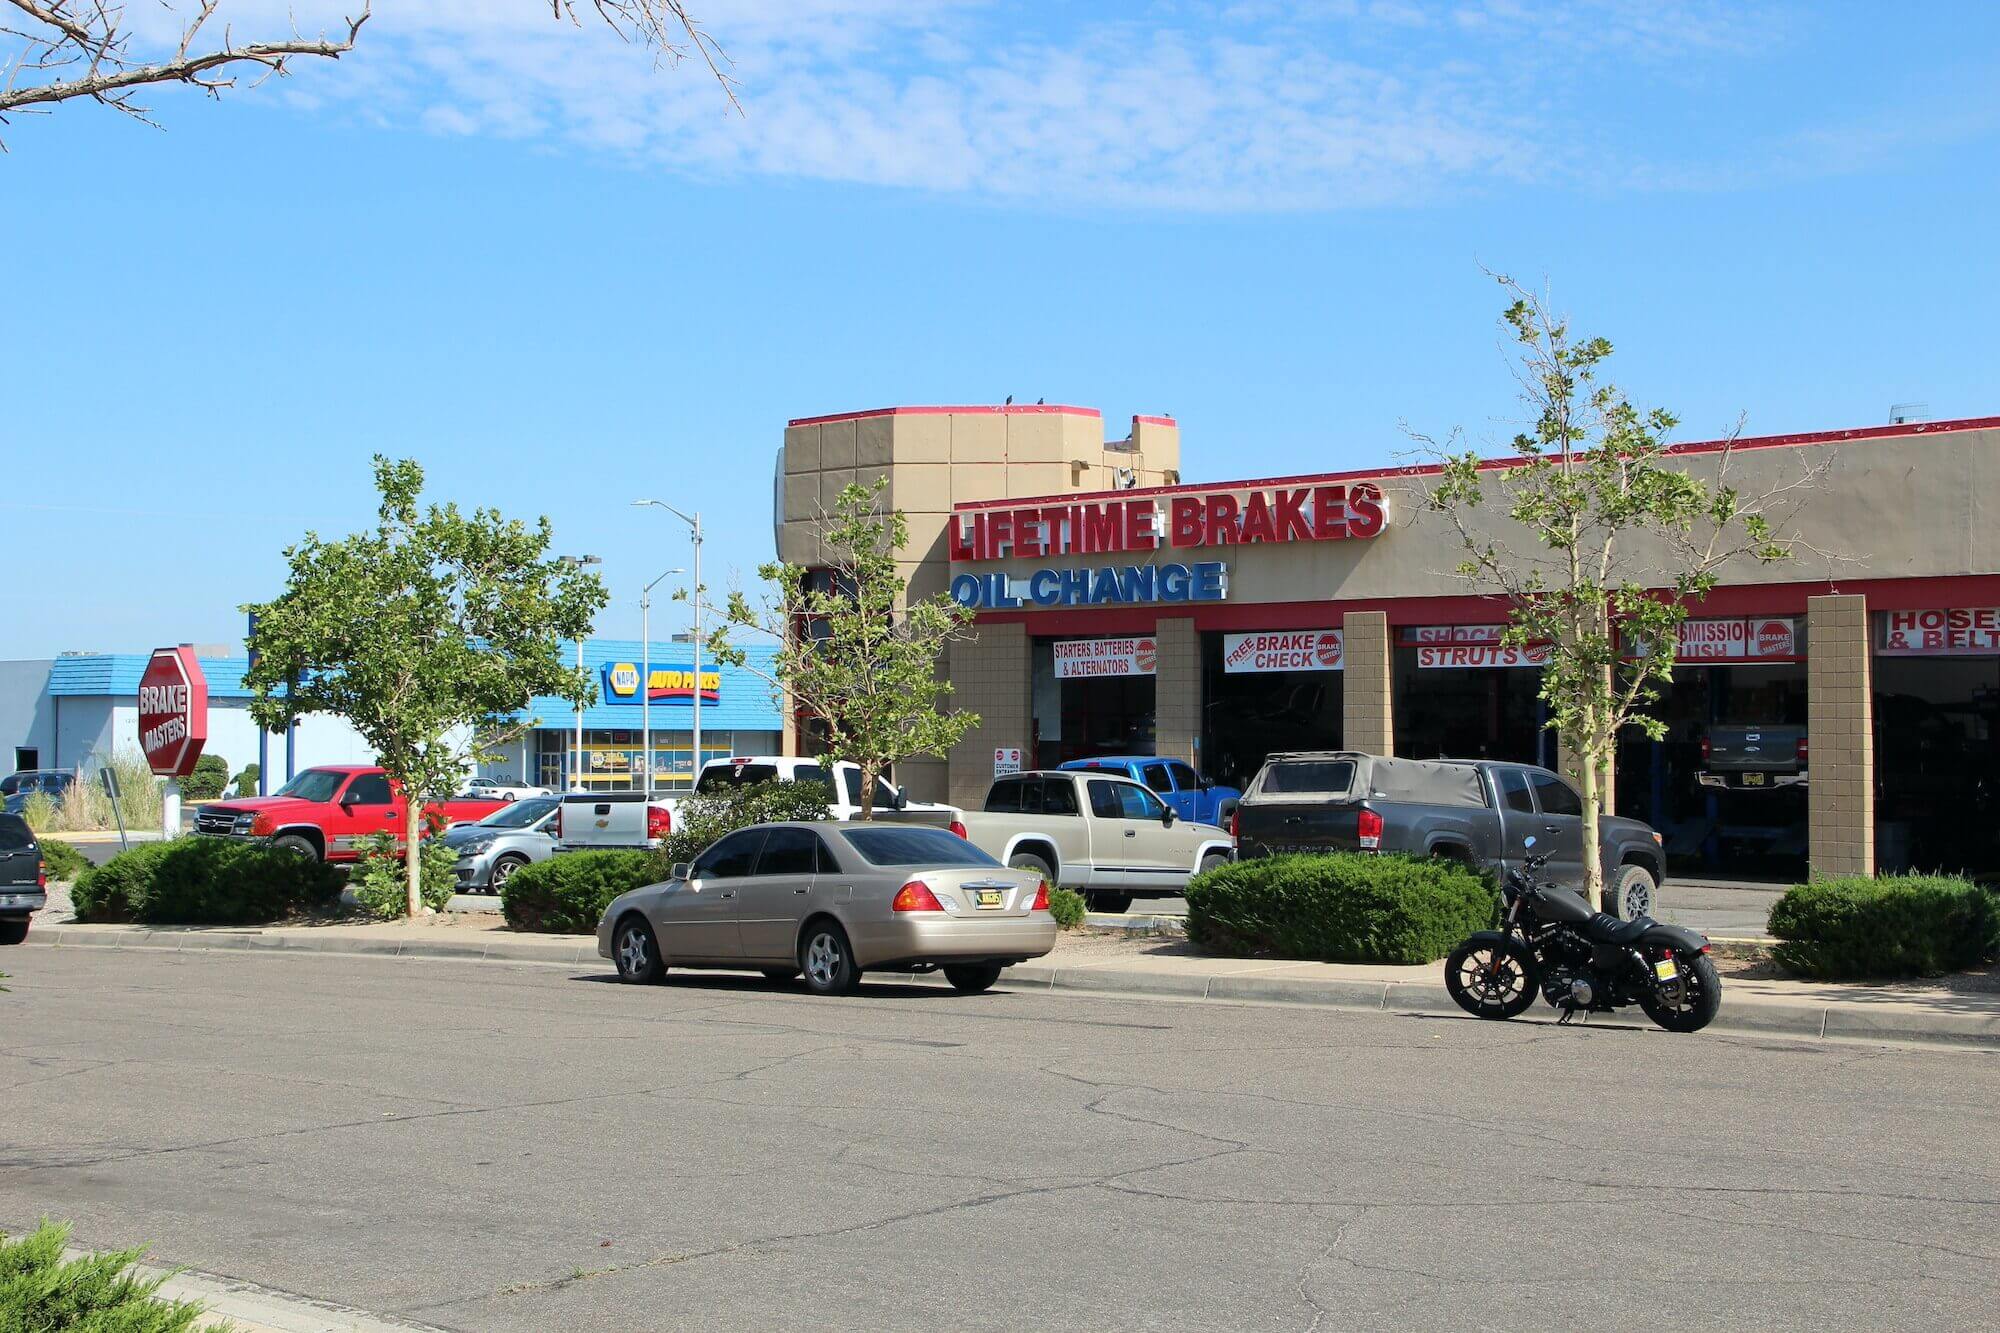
top-left (103, 1), bottom-right (1914, 210)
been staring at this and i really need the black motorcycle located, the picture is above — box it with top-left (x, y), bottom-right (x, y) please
top-left (1444, 838), bottom-right (1722, 1033)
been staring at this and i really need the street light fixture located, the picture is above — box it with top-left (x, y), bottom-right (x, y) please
top-left (558, 554), bottom-right (603, 791)
top-left (633, 500), bottom-right (705, 788)
top-left (639, 567), bottom-right (686, 793)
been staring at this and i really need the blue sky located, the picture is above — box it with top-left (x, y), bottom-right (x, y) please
top-left (7, 1), bottom-right (1998, 658)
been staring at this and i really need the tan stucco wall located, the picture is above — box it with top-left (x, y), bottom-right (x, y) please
top-left (778, 407), bottom-right (1178, 779)
top-left (1808, 594), bottom-right (1875, 876)
top-left (954, 426), bottom-right (2000, 605)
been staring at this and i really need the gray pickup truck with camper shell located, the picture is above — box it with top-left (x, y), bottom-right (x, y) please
top-left (1233, 751), bottom-right (1667, 919)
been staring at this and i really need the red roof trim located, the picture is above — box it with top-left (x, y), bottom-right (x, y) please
top-left (951, 414), bottom-right (2000, 512)
top-left (1131, 415), bottom-right (1178, 428)
top-left (787, 404), bottom-right (1104, 428)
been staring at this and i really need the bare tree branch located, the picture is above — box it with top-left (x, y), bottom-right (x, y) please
top-left (3, 0), bottom-right (738, 146)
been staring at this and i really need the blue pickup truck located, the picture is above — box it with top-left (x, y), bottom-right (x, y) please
top-left (1057, 756), bottom-right (1241, 827)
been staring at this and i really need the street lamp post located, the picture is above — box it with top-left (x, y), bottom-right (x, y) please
top-left (639, 567), bottom-right (685, 793)
top-left (558, 554), bottom-right (603, 791)
top-left (633, 501), bottom-right (704, 789)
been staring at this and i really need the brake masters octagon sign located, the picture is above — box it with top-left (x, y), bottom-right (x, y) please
top-left (138, 645), bottom-right (209, 778)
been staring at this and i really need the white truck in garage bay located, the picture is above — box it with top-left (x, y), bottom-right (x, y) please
top-left (951, 769), bottom-right (1235, 913)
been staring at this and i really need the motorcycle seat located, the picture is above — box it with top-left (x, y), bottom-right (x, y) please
top-left (1583, 912), bottom-right (1653, 946)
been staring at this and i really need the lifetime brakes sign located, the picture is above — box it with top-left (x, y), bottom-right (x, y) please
top-left (138, 645), bottom-right (209, 778)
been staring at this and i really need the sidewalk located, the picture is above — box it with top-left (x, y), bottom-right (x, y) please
top-left (25, 919), bottom-right (2000, 1048)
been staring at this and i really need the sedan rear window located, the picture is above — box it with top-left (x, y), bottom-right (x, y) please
top-left (840, 827), bottom-right (1001, 868)
top-left (1261, 761), bottom-right (1357, 794)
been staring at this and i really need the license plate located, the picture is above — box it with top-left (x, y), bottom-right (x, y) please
top-left (1654, 957), bottom-right (1679, 982)
top-left (973, 889), bottom-right (1004, 909)
top-left (1741, 772), bottom-right (1766, 786)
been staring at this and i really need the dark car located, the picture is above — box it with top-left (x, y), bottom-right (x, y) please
top-left (0, 812), bottom-right (48, 944)
top-left (1, 769), bottom-right (75, 816)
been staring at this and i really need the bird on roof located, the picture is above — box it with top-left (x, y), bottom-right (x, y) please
top-left (1036, 397), bottom-right (1045, 405)
top-left (1004, 394), bottom-right (1013, 405)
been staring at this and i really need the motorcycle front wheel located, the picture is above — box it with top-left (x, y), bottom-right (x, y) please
top-left (1640, 953), bottom-right (1722, 1033)
top-left (1445, 938), bottom-right (1540, 1020)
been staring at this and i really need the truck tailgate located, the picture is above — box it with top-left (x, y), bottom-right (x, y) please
top-left (1235, 800), bottom-right (1365, 858)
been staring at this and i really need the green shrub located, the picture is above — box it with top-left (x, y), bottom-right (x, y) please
top-left (19, 791), bottom-right (55, 834)
top-left (1186, 852), bottom-right (1497, 965)
top-left (0, 1220), bottom-right (207, 1331)
top-left (179, 753), bottom-right (231, 801)
top-left (35, 838), bottom-right (89, 883)
top-left (1768, 874), bottom-right (2000, 980)
top-left (232, 763), bottom-right (261, 797)
top-left (350, 833), bottom-right (460, 918)
top-left (71, 837), bottom-right (341, 925)
top-left (1047, 886), bottom-right (1088, 930)
top-left (656, 779), bottom-right (833, 868)
top-left (502, 850), bottom-right (657, 934)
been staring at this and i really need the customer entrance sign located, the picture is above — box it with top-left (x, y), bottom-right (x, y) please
top-left (137, 645), bottom-right (209, 778)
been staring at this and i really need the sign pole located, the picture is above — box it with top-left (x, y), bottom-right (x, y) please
top-left (100, 766), bottom-right (129, 854)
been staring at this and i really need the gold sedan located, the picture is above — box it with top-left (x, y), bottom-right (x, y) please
top-left (597, 822), bottom-right (1057, 995)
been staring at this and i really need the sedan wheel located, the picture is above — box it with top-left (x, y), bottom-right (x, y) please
top-left (489, 855), bottom-right (528, 891)
top-left (614, 916), bottom-right (665, 984)
top-left (799, 922), bottom-right (860, 996)
top-left (943, 962), bottom-right (1003, 994)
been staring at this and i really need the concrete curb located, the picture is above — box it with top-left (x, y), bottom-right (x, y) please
top-left (53, 1245), bottom-right (448, 1333)
top-left (26, 928), bottom-right (1997, 1049)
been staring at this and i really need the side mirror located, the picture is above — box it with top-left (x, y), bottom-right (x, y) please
top-left (670, 862), bottom-right (694, 882)
top-left (1161, 806), bottom-right (1177, 827)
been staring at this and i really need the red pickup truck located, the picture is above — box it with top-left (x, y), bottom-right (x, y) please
top-left (192, 765), bottom-right (507, 863)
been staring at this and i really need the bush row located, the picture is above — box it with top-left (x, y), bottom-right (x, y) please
top-left (35, 838), bottom-right (89, 883)
top-left (1768, 874), bottom-right (2000, 980)
top-left (71, 838), bottom-right (342, 925)
top-left (1186, 852), bottom-right (1497, 966)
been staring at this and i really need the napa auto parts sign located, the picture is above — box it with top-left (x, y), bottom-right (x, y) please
top-left (1224, 630), bottom-right (1343, 673)
top-left (1053, 637), bottom-right (1157, 679)
top-left (137, 646), bottom-right (209, 778)
top-left (1878, 608), bottom-right (2000, 655)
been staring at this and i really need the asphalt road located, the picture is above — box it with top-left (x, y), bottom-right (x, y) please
top-left (3, 948), bottom-right (1995, 1331)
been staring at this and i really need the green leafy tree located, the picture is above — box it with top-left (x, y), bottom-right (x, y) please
top-left (717, 478), bottom-right (979, 819)
top-left (242, 457), bottom-right (607, 916)
top-left (1416, 276), bottom-right (1827, 904)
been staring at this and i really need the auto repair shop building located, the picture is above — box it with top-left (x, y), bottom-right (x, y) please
top-left (775, 405), bottom-right (2000, 881)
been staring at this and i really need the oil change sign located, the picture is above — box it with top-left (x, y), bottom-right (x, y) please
top-left (1223, 630), bottom-right (1343, 673)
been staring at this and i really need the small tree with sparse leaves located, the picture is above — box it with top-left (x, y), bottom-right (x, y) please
top-left (242, 456), bottom-right (607, 916)
top-left (1414, 275), bottom-right (1827, 905)
top-left (716, 478), bottom-right (978, 819)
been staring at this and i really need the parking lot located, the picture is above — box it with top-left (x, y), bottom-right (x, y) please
top-left (6, 946), bottom-right (1996, 1331)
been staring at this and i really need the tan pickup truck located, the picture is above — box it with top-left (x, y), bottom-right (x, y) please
top-left (951, 769), bottom-right (1235, 913)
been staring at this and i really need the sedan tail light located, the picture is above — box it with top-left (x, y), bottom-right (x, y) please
top-left (892, 880), bottom-right (944, 912)
top-left (948, 820), bottom-right (968, 839)
top-left (1796, 736), bottom-right (1809, 765)
top-left (1357, 807), bottom-right (1383, 852)
top-left (646, 805), bottom-right (672, 840)
top-left (1031, 878), bottom-right (1049, 911)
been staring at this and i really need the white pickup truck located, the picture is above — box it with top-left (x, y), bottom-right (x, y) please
top-left (952, 769), bottom-right (1234, 914)
top-left (677, 756), bottom-right (960, 825)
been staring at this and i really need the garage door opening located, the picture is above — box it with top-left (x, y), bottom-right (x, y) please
top-left (1033, 638), bottom-right (1157, 767)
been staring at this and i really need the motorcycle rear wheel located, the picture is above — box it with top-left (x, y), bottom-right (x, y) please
top-left (1445, 938), bottom-right (1540, 1020)
top-left (1639, 953), bottom-right (1722, 1033)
